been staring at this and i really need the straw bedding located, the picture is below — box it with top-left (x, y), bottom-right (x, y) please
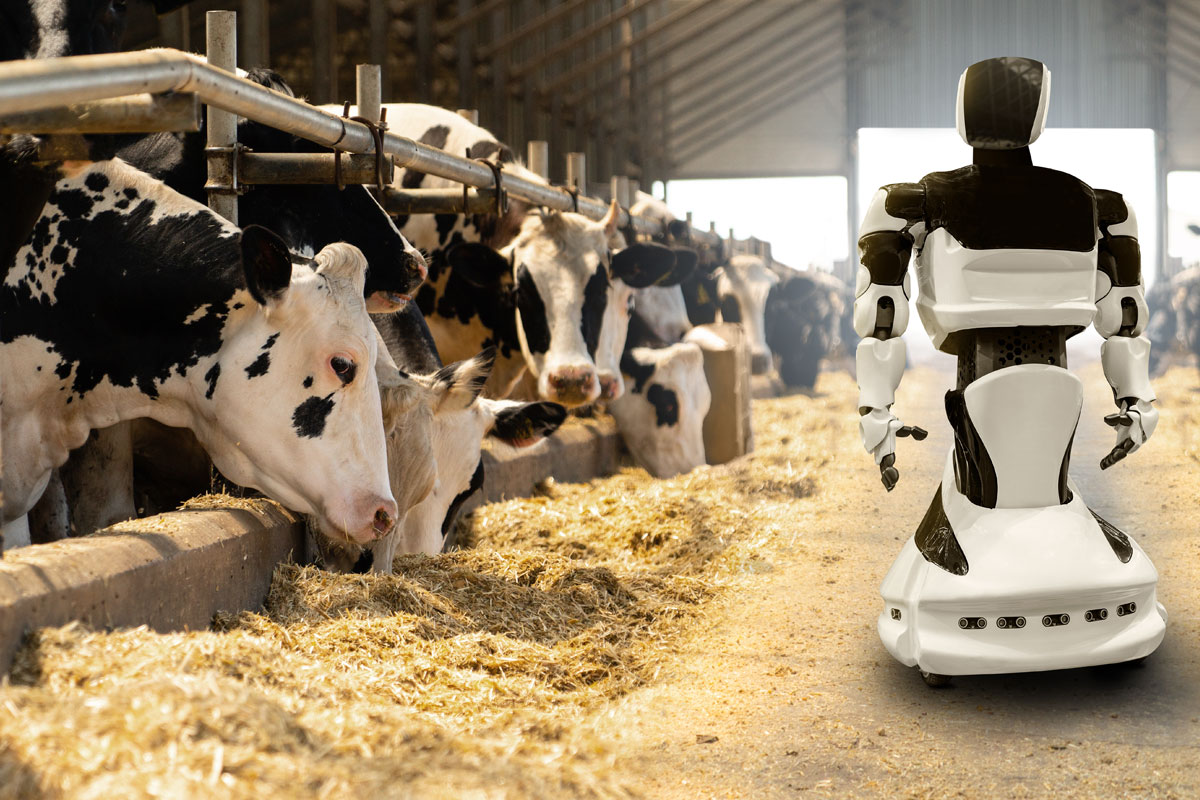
top-left (0, 376), bottom-right (855, 800)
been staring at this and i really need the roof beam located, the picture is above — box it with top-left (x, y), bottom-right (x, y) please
top-left (534, 0), bottom-right (743, 96)
top-left (670, 58), bottom-right (843, 166)
top-left (665, 15), bottom-right (841, 127)
top-left (570, 0), bottom-right (824, 114)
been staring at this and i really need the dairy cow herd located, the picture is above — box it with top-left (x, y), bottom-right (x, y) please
top-left (0, 5), bottom-right (848, 567)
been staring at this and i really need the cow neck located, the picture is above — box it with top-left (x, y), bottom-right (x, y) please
top-left (2, 161), bottom-right (251, 427)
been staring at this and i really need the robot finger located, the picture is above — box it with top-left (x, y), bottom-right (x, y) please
top-left (896, 425), bottom-right (929, 441)
top-left (1104, 412), bottom-right (1134, 428)
top-left (879, 453), bottom-right (899, 491)
top-left (1100, 438), bottom-right (1137, 470)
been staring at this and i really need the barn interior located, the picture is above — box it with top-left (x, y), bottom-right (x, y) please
top-left (2, 1), bottom-right (1199, 797)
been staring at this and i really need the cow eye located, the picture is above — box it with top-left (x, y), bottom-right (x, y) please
top-left (330, 355), bottom-right (356, 385)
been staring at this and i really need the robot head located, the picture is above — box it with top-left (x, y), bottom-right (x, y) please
top-left (956, 57), bottom-right (1051, 150)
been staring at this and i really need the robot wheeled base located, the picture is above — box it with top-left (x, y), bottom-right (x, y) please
top-left (879, 454), bottom-right (1167, 686)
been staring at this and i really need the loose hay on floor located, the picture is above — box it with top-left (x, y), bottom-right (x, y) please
top-left (0, 373), bottom-right (857, 800)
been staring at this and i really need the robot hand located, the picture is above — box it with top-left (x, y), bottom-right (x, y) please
top-left (1100, 398), bottom-right (1158, 470)
top-left (860, 407), bottom-right (928, 491)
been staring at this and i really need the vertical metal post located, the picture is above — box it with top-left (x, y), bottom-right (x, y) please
top-left (566, 152), bottom-right (586, 193)
top-left (369, 0), bottom-right (391, 101)
top-left (206, 10), bottom-right (238, 224)
top-left (527, 140), bottom-right (549, 181)
top-left (611, 175), bottom-right (630, 207)
top-left (160, 6), bottom-right (191, 51)
top-left (356, 64), bottom-right (382, 123)
top-left (416, 0), bottom-right (434, 102)
top-left (240, 0), bottom-right (268, 68)
top-left (312, 0), bottom-right (335, 103)
top-left (491, 7), bottom-right (509, 136)
top-left (686, 211), bottom-right (693, 227)
top-left (456, 0), bottom-right (475, 110)
top-left (616, 0), bottom-right (634, 178)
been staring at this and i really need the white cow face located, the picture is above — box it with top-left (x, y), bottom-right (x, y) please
top-left (632, 285), bottom-right (692, 343)
top-left (202, 232), bottom-right (397, 546)
top-left (594, 237), bottom-right (693, 402)
top-left (610, 342), bottom-right (710, 479)
top-left (370, 352), bottom-right (567, 565)
top-left (718, 254), bottom-right (780, 374)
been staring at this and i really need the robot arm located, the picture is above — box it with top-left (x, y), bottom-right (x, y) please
top-left (1094, 191), bottom-right (1157, 469)
top-left (854, 184), bottom-right (928, 490)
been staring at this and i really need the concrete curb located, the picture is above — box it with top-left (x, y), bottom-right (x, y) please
top-left (0, 502), bottom-right (303, 671)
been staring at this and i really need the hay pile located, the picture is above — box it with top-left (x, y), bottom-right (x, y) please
top-left (0, 375), bottom-right (856, 799)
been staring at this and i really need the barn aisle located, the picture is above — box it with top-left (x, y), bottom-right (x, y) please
top-left (601, 364), bottom-right (1200, 799)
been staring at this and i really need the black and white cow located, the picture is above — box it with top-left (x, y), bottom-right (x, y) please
top-left (314, 304), bottom-right (567, 570)
top-left (29, 69), bottom-right (431, 538)
top-left (3, 158), bottom-right (405, 548)
top-left (715, 254), bottom-right (779, 375)
top-left (375, 103), bottom-right (677, 406)
top-left (626, 191), bottom-right (701, 344)
top-left (610, 338), bottom-right (710, 479)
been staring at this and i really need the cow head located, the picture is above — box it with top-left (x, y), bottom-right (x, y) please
top-left (610, 342), bottom-right (710, 478)
top-left (443, 202), bottom-right (641, 406)
top-left (593, 205), bottom-right (686, 401)
top-left (717, 254), bottom-right (780, 374)
top-left (201, 230), bottom-right (397, 545)
top-left (369, 351), bottom-right (566, 564)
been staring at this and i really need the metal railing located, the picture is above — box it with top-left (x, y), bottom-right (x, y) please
top-left (0, 30), bottom-right (723, 246)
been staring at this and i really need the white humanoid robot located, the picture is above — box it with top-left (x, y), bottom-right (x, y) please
top-left (854, 56), bottom-right (1167, 686)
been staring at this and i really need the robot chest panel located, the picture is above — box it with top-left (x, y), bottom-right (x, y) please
top-left (921, 165), bottom-right (1097, 252)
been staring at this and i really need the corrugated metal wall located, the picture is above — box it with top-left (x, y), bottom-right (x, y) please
top-left (847, 0), bottom-right (1166, 131)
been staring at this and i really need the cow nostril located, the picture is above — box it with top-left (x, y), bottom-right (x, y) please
top-left (373, 508), bottom-right (394, 535)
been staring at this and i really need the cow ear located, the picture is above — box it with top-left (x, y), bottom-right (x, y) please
top-left (666, 219), bottom-right (691, 241)
top-left (240, 225), bottom-right (293, 306)
top-left (610, 242), bottom-right (677, 288)
top-left (428, 348), bottom-right (495, 412)
top-left (488, 401), bottom-right (567, 448)
top-left (447, 242), bottom-right (511, 289)
top-left (602, 199), bottom-right (621, 238)
top-left (662, 248), bottom-right (698, 285)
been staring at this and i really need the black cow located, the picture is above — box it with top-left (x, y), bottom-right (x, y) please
top-left (764, 269), bottom-right (844, 389)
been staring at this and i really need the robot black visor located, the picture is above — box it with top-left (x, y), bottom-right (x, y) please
top-left (958, 57), bottom-right (1049, 150)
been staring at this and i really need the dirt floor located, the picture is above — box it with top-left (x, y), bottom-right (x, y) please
top-left (0, 362), bottom-right (1196, 798)
top-left (602, 362), bottom-right (1200, 799)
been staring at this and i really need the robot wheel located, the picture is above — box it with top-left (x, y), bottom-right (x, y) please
top-left (919, 669), bottom-right (953, 688)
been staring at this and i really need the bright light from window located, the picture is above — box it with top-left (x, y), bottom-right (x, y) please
top-left (661, 177), bottom-right (849, 272)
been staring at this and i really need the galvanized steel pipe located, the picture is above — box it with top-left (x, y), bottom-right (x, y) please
top-left (0, 49), bottom-right (720, 243)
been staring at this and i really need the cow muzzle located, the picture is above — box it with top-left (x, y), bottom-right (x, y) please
top-left (326, 493), bottom-right (399, 545)
top-left (598, 372), bottom-right (624, 402)
top-left (544, 365), bottom-right (600, 406)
